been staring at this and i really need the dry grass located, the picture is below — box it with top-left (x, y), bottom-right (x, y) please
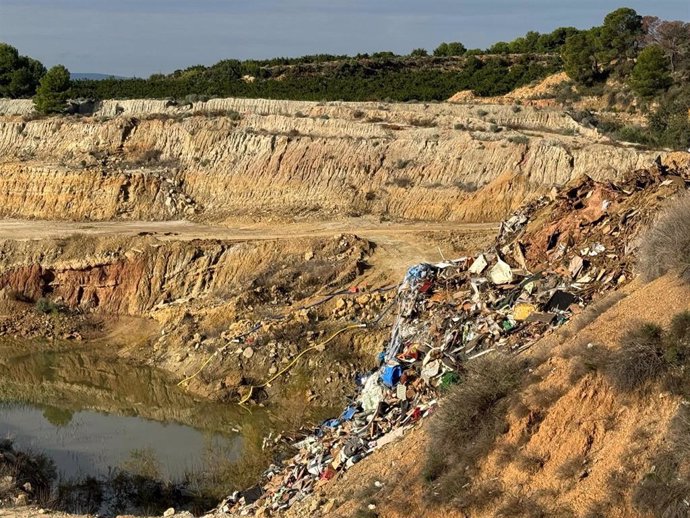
top-left (494, 492), bottom-right (548, 518)
top-left (0, 439), bottom-right (56, 506)
top-left (556, 455), bottom-right (587, 480)
top-left (606, 323), bottom-right (666, 392)
top-left (424, 355), bottom-right (525, 503)
top-left (632, 449), bottom-right (690, 518)
top-left (561, 291), bottom-right (627, 339)
top-left (638, 194), bottom-right (690, 283)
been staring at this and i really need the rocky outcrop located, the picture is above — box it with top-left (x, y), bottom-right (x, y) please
top-left (0, 98), bottom-right (663, 222)
top-left (0, 234), bottom-right (370, 315)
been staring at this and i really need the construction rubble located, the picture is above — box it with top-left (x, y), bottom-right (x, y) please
top-left (220, 160), bottom-right (689, 516)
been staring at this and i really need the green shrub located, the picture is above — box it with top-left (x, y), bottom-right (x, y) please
top-left (35, 297), bottom-right (62, 315)
top-left (33, 65), bottom-right (71, 114)
top-left (612, 125), bottom-right (655, 147)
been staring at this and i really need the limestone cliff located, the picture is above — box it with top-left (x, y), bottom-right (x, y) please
top-left (0, 98), bottom-right (663, 223)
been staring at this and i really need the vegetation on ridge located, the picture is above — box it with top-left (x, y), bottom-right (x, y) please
top-left (0, 7), bottom-right (687, 148)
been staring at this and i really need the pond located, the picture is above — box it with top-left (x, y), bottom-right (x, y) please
top-left (0, 343), bottom-right (266, 484)
top-left (0, 403), bottom-right (239, 481)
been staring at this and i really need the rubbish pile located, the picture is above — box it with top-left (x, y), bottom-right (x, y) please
top-left (221, 161), bottom-right (689, 516)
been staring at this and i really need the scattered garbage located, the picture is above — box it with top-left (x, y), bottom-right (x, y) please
top-left (221, 160), bottom-right (689, 516)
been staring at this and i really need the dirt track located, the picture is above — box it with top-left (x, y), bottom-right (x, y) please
top-left (3, 218), bottom-right (498, 278)
top-left (1, 218), bottom-right (497, 242)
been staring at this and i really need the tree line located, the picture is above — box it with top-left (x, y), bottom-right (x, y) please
top-left (0, 23), bottom-right (581, 105)
top-left (560, 8), bottom-right (689, 149)
top-left (0, 8), bottom-right (687, 149)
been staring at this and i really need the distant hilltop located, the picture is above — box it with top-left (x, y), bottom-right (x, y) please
top-left (71, 72), bottom-right (129, 81)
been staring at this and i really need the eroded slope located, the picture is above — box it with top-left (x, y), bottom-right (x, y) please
top-left (0, 98), bottom-right (662, 223)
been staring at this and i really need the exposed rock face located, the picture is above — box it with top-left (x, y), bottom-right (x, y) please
top-left (0, 234), bottom-right (371, 315)
top-left (0, 98), bottom-right (663, 223)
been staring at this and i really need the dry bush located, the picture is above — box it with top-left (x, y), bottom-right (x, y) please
top-left (393, 159), bottom-right (412, 170)
top-left (494, 442), bottom-right (519, 468)
top-left (454, 482), bottom-right (504, 513)
top-left (567, 343), bottom-right (612, 383)
top-left (557, 455), bottom-right (587, 480)
top-left (528, 386), bottom-right (565, 408)
top-left (630, 333), bottom-right (690, 517)
top-left (516, 454), bottom-right (546, 475)
top-left (583, 502), bottom-right (611, 518)
top-left (665, 311), bottom-right (690, 365)
top-left (409, 117), bottom-right (436, 127)
top-left (494, 493), bottom-right (548, 518)
top-left (606, 469), bottom-right (632, 507)
top-left (606, 323), bottom-right (666, 392)
top-left (660, 312), bottom-right (690, 394)
top-left (390, 176), bottom-right (413, 188)
top-left (638, 194), bottom-right (690, 283)
top-left (0, 439), bottom-right (56, 505)
top-left (424, 355), bottom-right (525, 502)
top-left (632, 450), bottom-right (690, 518)
top-left (508, 135), bottom-right (529, 144)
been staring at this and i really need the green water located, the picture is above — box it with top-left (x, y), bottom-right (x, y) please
top-left (0, 342), bottom-right (268, 482)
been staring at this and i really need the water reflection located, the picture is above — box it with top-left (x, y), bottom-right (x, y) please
top-left (0, 403), bottom-right (240, 480)
top-left (0, 344), bottom-right (264, 482)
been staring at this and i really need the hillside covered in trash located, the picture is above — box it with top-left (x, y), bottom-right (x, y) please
top-left (218, 155), bottom-right (690, 518)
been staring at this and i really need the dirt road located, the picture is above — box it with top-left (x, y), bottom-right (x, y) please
top-left (2, 218), bottom-right (498, 278)
top-left (0, 218), bottom-right (497, 242)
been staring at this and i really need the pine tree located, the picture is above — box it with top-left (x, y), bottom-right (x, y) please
top-left (630, 45), bottom-right (672, 99)
top-left (562, 32), bottom-right (599, 85)
top-left (33, 65), bottom-right (71, 114)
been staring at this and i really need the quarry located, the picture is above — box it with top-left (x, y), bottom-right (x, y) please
top-left (0, 86), bottom-right (688, 518)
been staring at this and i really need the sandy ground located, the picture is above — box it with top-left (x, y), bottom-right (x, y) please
top-left (1, 218), bottom-right (498, 279)
top-left (0, 218), bottom-right (496, 242)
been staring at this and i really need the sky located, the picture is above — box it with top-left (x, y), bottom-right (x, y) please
top-left (1, 0), bottom-right (688, 77)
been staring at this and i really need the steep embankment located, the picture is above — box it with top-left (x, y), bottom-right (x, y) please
top-left (0, 232), bottom-right (374, 315)
top-left (288, 274), bottom-right (690, 518)
top-left (0, 98), bottom-right (660, 223)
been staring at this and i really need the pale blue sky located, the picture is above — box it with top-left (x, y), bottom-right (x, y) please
top-left (1, 0), bottom-right (688, 77)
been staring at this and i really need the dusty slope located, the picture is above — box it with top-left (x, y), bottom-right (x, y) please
top-left (0, 96), bottom-right (684, 518)
top-left (0, 219), bottom-right (495, 315)
top-left (279, 275), bottom-right (690, 518)
top-left (5, 277), bottom-right (689, 518)
top-left (0, 98), bottom-right (661, 223)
